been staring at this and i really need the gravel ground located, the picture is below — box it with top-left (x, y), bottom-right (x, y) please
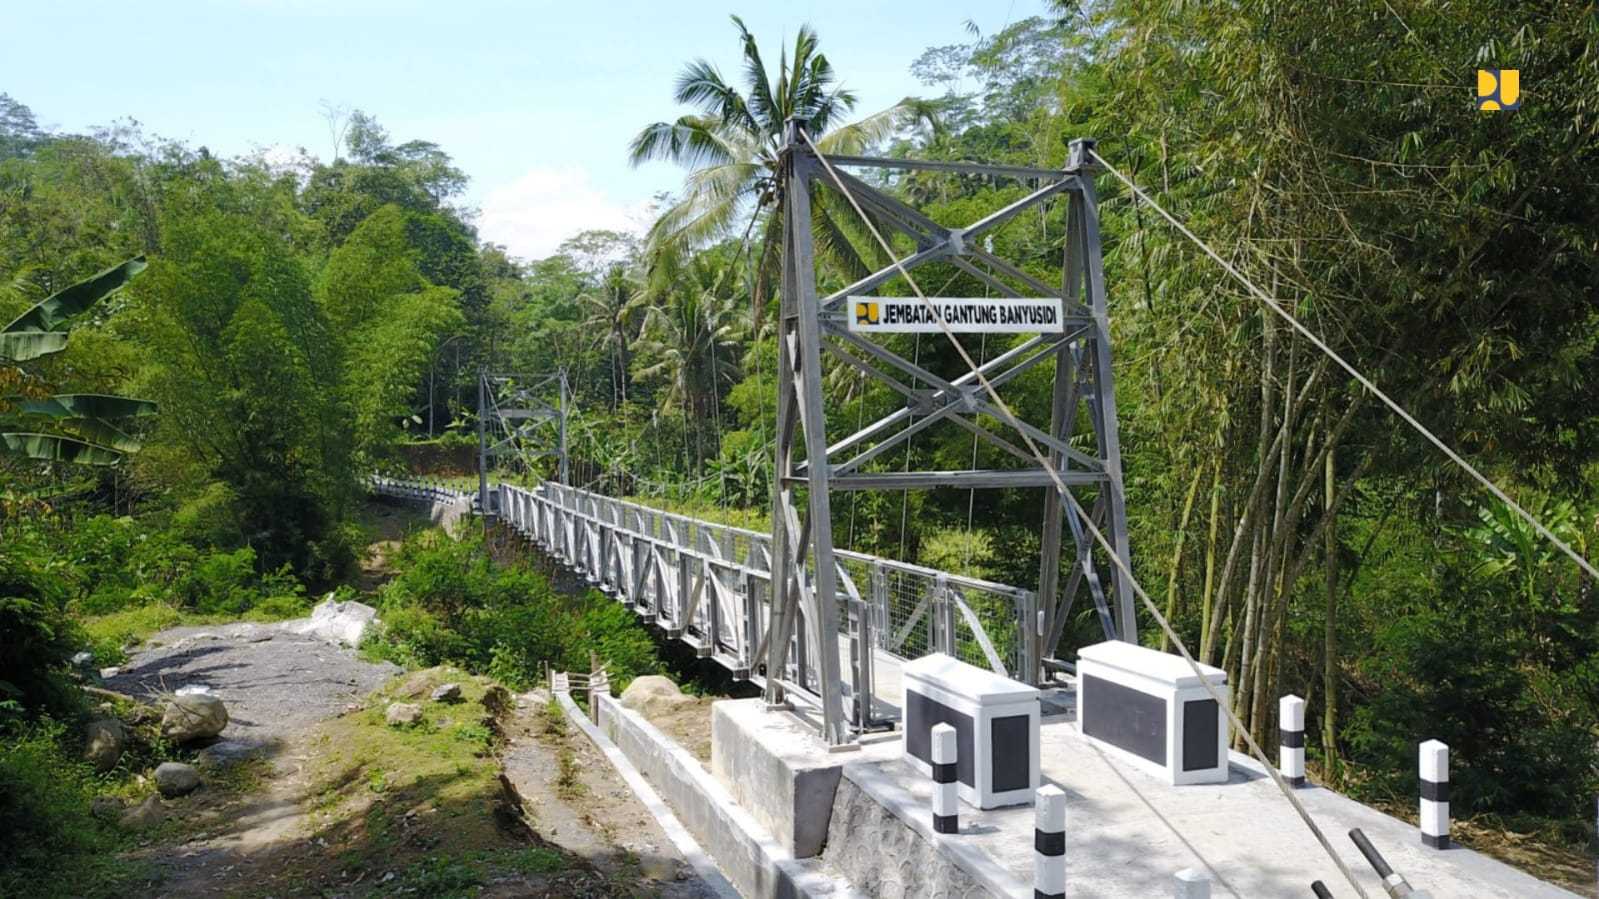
top-left (105, 622), bottom-right (401, 753)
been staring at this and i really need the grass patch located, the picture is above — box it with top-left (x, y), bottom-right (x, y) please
top-left (284, 667), bottom-right (598, 895)
top-left (80, 598), bottom-right (310, 666)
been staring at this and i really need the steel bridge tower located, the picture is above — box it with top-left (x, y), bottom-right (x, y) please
top-left (477, 369), bottom-right (570, 515)
top-left (765, 121), bottom-right (1135, 745)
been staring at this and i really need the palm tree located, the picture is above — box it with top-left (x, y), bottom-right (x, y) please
top-left (577, 262), bottom-right (645, 408)
top-left (629, 15), bottom-right (931, 314)
top-left (632, 253), bottom-right (742, 428)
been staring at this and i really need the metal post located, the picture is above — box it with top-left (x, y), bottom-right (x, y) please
top-left (1174, 868), bottom-right (1211, 898)
top-left (558, 369), bottom-right (570, 485)
top-left (931, 723), bottom-right (958, 834)
top-left (1281, 694), bottom-right (1306, 787)
top-left (477, 369), bottom-right (488, 518)
top-left (1035, 784), bottom-right (1066, 898)
top-left (767, 118), bottom-right (849, 745)
top-left (1420, 740), bottom-right (1450, 849)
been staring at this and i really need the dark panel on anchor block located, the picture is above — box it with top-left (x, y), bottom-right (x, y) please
top-left (1081, 674), bottom-right (1166, 766)
top-left (1183, 698), bottom-right (1219, 771)
top-left (990, 714), bottom-right (1031, 793)
top-left (905, 690), bottom-right (976, 787)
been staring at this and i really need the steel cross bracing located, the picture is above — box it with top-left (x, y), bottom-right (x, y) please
top-left (768, 122), bottom-right (1136, 744)
top-left (477, 369), bottom-right (570, 514)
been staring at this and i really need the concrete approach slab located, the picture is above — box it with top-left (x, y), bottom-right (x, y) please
top-left (861, 683), bottom-right (1576, 898)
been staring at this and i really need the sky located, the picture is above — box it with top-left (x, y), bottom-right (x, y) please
top-left (4, 0), bottom-right (1046, 261)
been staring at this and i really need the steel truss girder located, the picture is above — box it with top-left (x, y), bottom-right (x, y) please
top-left (769, 125), bottom-right (1136, 739)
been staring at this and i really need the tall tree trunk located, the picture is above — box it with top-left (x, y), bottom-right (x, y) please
top-left (1199, 459), bottom-right (1223, 652)
top-left (1321, 445), bottom-right (1342, 786)
top-left (1161, 465), bottom-right (1205, 651)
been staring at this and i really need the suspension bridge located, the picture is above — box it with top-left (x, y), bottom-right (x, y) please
top-left (367, 122), bottom-right (1593, 898)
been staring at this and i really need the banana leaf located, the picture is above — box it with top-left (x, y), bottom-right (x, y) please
top-left (17, 393), bottom-right (158, 420)
top-left (54, 417), bottom-right (141, 454)
top-left (3, 256), bottom-right (147, 333)
top-left (0, 330), bottom-right (69, 362)
top-left (1, 432), bottom-right (122, 465)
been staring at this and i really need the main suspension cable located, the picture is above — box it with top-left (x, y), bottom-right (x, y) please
top-left (797, 128), bottom-right (1371, 897)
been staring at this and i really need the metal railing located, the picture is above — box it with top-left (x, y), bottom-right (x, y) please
top-left (509, 481), bottom-right (1032, 730)
top-left (369, 475), bottom-right (470, 505)
top-left (369, 474), bottom-right (1032, 733)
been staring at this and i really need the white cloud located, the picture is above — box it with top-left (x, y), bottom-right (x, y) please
top-left (479, 166), bottom-right (651, 262)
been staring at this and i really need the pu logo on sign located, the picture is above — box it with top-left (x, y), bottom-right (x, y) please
top-left (1477, 69), bottom-right (1520, 110)
top-left (855, 301), bottom-right (880, 327)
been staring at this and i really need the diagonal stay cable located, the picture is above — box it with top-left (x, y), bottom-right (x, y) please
top-left (1089, 148), bottom-right (1599, 584)
top-left (798, 127), bottom-right (1372, 897)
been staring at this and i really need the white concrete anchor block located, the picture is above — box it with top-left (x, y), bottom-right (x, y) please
top-left (1280, 694), bottom-right (1306, 787)
top-left (1077, 641), bottom-right (1230, 785)
top-left (1174, 867), bottom-right (1211, 898)
top-left (1420, 739), bottom-right (1450, 849)
top-left (1034, 784), bottom-right (1066, 899)
top-left (902, 653), bottom-right (1040, 809)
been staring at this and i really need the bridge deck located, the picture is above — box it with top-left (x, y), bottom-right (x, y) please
top-left (865, 682), bottom-right (1577, 898)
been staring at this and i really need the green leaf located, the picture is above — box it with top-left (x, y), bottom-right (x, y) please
top-left (2, 256), bottom-right (147, 334)
top-left (0, 330), bottom-right (69, 362)
top-left (0, 432), bottom-right (123, 465)
top-left (57, 417), bottom-right (141, 454)
top-left (16, 393), bottom-right (158, 420)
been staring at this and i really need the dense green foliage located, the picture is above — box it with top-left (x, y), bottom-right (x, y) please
top-left (365, 530), bottom-right (659, 692)
top-left (0, 720), bottom-right (146, 898)
top-left (1, 0), bottom-right (1597, 870)
top-left (500, 8), bottom-right (1599, 842)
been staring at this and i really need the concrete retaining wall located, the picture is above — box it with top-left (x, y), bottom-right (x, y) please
top-left (824, 762), bottom-right (1027, 899)
top-left (594, 694), bottom-right (861, 899)
top-left (711, 699), bottom-right (847, 858)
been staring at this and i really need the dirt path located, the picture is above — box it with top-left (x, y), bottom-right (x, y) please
top-left (501, 691), bottom-right (726, 898)
top-left (106, 624), bottom-right (403, 896)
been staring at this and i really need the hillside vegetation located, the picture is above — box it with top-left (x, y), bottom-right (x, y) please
top-left (3, 1), bottom-right (1598, 888)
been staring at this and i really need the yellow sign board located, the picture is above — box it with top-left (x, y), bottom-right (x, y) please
top-left (848, 297), bottom-right (1065, 334)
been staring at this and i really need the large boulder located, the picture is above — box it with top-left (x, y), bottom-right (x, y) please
top-left (155, 762), bottom-right (201, 798)
top-left (162, 693), bottom-right (229, 743)
top-left (287, 595), bottom-right (378, 647)
top-left (386, 702), bottom-right (423, 727)
top-left (120, 795), bottom-right (165, 829)
top-left (197, 740), bottom-right (260, 769)
top-left (83, 718), bottom-right (127, 772)
top-left (619, 675), bottom-right (694, 718)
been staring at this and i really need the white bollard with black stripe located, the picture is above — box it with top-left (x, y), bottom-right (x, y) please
top-left (1034, 784), bottom-right (1066, 899)
top-left (1420, 739), bottom-right (1450, 849)
top-left (1280, 694), bottom-right (1306, 787)
top-left (1173, 867), bottom-right (1211, 898)
top-left (931, 722), bottom-right (958, 835)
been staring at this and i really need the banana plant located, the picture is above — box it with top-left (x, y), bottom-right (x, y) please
top-left (1, 257), bottom-right (156, 465)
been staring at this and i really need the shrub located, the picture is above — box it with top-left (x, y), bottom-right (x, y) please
top-left (244, 593), bottom-right (312, 621)
top-left (181, 547), bottom-right (260, 615)
top-left (168, 481), bottom-right (247, 549)
top-left (0, 721), bottom-right (143, 897)
top-left (0, 551), bottom-right (82, 722)
top-left (369, 533), bottom-right (659, 691)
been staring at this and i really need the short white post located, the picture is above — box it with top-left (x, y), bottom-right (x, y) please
top-left (1174, 867), bottom-right (1211, 898)
top-left (1034, 784), bottom-right (1066, 899)
top-left (1420, 739), bottom-right (1450, 849)
top-left (931, 722), bottom-right (958, 834)
top-left (1280, 694), bottom-right (1306, 787)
